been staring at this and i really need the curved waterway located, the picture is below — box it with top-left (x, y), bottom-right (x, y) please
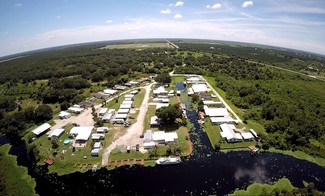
top-left (0, 82), bottom-right (324, 195)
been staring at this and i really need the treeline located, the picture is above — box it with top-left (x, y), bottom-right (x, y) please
top-left (208, 61), bottom-right (325, 158)
top-left (0, 105), bottom-right (53, 138)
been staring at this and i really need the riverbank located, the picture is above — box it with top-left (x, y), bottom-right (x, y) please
top-left (0, 144), bottom-right (37, 196)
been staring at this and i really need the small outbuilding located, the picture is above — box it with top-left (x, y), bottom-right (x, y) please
top-left (150, 116), bottom-right (160, 127)
top-left (91, 149), bottom-right (100, 156)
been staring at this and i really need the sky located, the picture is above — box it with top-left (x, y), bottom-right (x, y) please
top-left (1, 0), bottom-right (325, 57)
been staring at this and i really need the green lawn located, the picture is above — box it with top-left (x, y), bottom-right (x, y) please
top-left (144, 105), bottom-right (156, 132)
top-left (202, 118), bottom-right (221, 149)
top-left (230, 178), bottom-right (294, 196)
top-left (133, 88), bottom-right (145, 108)
top-left (171, 76), bottom-right (186, 86)
top-left (0, 144), bottom-right (37, 196)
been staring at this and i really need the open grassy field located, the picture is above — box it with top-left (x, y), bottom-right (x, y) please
top-left (171, 76), bottom-right (186, 86)
top-left (230, 178), bottom-right (294, 195)
top-left (100, 42), bottom-right (171, 49)
top-left (202, 118), bottom-right (221, 149)
top-left (0, 144), bottom-right (37, 196)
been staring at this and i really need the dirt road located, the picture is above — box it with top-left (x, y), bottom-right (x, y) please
top-left (101, 82), bottom-right (154, 165)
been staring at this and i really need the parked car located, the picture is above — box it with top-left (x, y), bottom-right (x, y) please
top-left (136, 144), bottom-right (140, 151)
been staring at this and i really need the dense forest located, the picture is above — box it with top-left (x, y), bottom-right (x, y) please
top-left (174, 42), bottom-right (325, 158)
top-left (0, 39), bottom-right (324, 159)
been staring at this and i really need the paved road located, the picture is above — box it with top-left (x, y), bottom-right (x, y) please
top-left (101, 82), bottom-right (154, 165)
top-left (170, 72), bottom-right (242, 123)
top-left (246, 60), bottom-right (325, 82)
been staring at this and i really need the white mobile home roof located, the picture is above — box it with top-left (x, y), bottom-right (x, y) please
top-left (120, 104), bottom-right (132, 109)
top-left (156, 103), bottom-right (169, 109)
top-left (192, 84), bottom-right (208, 93)
top-left (204, 106), bottom-right (229, 117)
top-left (210, 116), bottom-right (236, 124)
top-left (241, 132), bottom-right (254, 140)
top-left (102, 113), bottom-right (113, 121)
top-left (150, 116), bottom-right (160, 126)
top-left (165, 132), bottom-right (178, 142)
top-left (152, 131), bottom-right (166, 141)
top-left (122, 100), bottom-right (133, 105)
top-left (144, 130), bottom-right (153, 142)
top-left (71, 126), bottom-right (93, 141)
top-left (118, 108), bottom-right (130, 114)
top-left (32, 123), bottom-right (51, 136)
top-left (144, 141), bottom-right (156, 148)
top-left (124, 94), bottom-right (135, 98)
top-left (108, 109), bottom-right (115, 114)
top-left (59, 111), bottom-right (71, 118)
top-left (130, 90), bottom-right (139, 94)
top-left (68, 107), bottom-right (84, 113)
top-left (48, 128), bottom-right (64, 138)
top-left (97, 127), bottom-right (109, 133)
top-left (124, 97), bottom-right (133, 101)
top-left (91, 133), bottom-right (105, 140)
top-left (99, 108), bottom-right (108, 114)
top-left (250, 129), bottom-right (258, 138)
top-left (115, 113), bottom-right (128, 119)
top-left (203, 100), bottom-right (222, 106)
top-left (93, 142), bottom-right (101, 149)
top-left (103, 89), bottom-right (117, 95)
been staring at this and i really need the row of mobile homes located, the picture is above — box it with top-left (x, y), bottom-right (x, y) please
top-left (219, 124), bottom-right (242, 143)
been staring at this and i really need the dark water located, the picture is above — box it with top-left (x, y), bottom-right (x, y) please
top-left (1, 86), bottom-right (325, 195)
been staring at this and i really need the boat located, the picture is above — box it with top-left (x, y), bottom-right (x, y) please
top-left (156, 157), bottom-right (181, 165)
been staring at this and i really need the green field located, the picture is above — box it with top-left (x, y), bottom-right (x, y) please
top-left (0, 144), bottom-right (37, 196)
top-left (100, 42), bottom-right (171, 49)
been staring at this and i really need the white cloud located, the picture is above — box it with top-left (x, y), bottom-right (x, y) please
top-left (242, 1), bottom-right (253, 8)
top-left (1, 17), bottom-right (325, 57)
top-left (175, 1), bottom-right (184, 7)
top-left (105, 20), bottom-right (113, 23)
top-left (206, 3), bottom-right (222, 10)
top-left (14, 3), bottom-right (23, 7)
top-left (174, 14), bottom-right (183, 19)
top-left (160, 9), bottom-right (171, 14)
top-left (56, 16), bottom-right (62, 19)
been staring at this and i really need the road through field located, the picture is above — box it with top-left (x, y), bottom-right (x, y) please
top-left (101, 82), bottom-right (154, 165)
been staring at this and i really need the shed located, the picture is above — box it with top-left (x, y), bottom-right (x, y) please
top-left (32, 123), bottom-right (51, 136)
top-left (150, 116), bottom-right (160, 127)
top-left (48, 128), bottom-right (65, 139)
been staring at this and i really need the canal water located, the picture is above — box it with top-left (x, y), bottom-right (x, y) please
top-left (0, 82), bottom-right (324, 195)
